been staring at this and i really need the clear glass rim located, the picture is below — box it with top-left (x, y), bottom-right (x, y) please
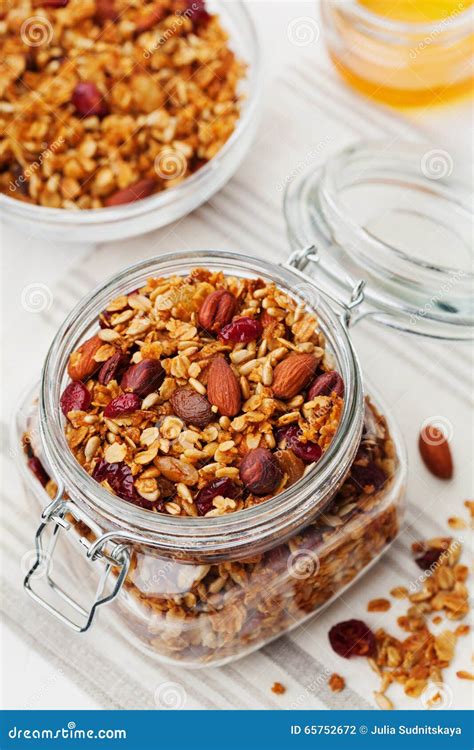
top-left (283, 140), bottom-right (474, 340)
top-left (328, 0), bottom-right (474, 36)
top-left (0, 0), bottom-right (262, 225)
top-left (39, 250), bottom-right (364, 554)
top-left (321, 142), bottom-right (474, 280)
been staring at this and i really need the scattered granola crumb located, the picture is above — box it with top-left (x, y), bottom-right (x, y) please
top-left (390, 586), bottom-right (408, 599)
top-left (448, 516), bottom-right (467, 530)
top-left (367, 598), bottom-right (391, 612)
top-left (271, 682), bottom-right (286, 695)
top-left (328, 673), bottom-right (345, 692)
top-left (463, 499), bottom-right (474, 518)
top-left (363, 537), bottom-right (470, 709)
top-left (374, 691), bottom-right (394, 710)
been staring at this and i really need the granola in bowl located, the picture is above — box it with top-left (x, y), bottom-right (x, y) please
top-left (60, 269), bottom-right (345, 516)
top-left (0, 0), bottom-right (245, 208)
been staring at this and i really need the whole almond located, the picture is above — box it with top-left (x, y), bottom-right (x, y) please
top-left (198, 289), bottom-right (238, 333)
top-left (104, 178), bottom-right (156, 207)
top-left (272, 353), bottom-right (318, 399)
top-left (171, 386), bottom-right (213, 429)
top-left (419, 425), bottom-right (453, 479)
top-left (121, 359), bottom-right (165, 397)
top-left (240, 448), bottom-right (283, 495)
top-left (207, 357), bottom-right (241, 417)
top-left (67, 334), bottom-right (103, 381)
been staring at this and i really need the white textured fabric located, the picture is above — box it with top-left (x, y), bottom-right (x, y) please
top-left (1, 3), bottom-right (473, 711)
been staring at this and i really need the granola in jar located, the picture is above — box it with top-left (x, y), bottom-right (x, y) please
top-left (0, 0), bottom-right (245, 207)
top-left (60, 269), bottom-right (344, 515)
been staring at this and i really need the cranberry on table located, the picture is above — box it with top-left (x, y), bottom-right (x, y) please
top-left (103, 393), bottom-right (141, 418)
top-left (276, 425), bottom-right (322, 464)
top-left (195, 477), bottom-right (240, 516)
top-left (72, 82), bottom-right (109, 118)
top-left (218, 317), bottom-right (263, 344)
top-left (60, 381), bottom-right (91, 416)
top-left (329, 619), bottom-right (376, 658)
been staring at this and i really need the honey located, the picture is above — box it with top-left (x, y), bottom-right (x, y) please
top-left (359, 0), bottom-right (473, 23)
top-left (321, 0), bottom-right (474, 107)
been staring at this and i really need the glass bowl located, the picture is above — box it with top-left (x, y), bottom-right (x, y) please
top-left (0, 1), bottom-right (262, 244)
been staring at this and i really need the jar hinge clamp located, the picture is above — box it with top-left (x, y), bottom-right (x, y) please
top-left (23, 487), bottom-right (131, 633)
top-left (285, 245), bottom-right (365, 328)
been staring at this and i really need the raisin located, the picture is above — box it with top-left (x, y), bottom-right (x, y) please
top-left (329, 619), bottom-right (376, 658)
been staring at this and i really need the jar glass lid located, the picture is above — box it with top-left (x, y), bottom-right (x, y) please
top-left (284, 141), bottom-right (473, 340)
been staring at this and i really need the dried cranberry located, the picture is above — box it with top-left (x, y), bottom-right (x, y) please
top-left (195, 477), bottom-right (240, 516)
top-left (60, 381), bottom-right (91, 416)
top-left (351, 462), bottom-right (386, 492)
top-left (98, 352), bottom-right (129, 386)
top-left (178, 0), bottom-right (210, 27)
top-left (218, 317), bottom-right (263, 344)
top-left (329, 619), bottom-right (376, 659)
top-left (72, 82), bottom-right (109, 118)
top-left (308, 371), bottom-right (344, 400)
top-left (276, 425), bottom-right (322, 465)
top-left (93, 459), bottom-right (135, 501)
top-left (103, 392), bottom-right (141, 418)
top-left (28, 456), bottom-right (50, 487)
top-left (415, 548), bottom-right (443, 571)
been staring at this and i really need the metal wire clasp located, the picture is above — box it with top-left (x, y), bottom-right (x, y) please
top-left (285, 245), bottom-right (365, 329)
top-left (24, 489), bottom-right (130, 633)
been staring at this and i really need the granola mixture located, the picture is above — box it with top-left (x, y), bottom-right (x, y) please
top-left (329, 528), bottom-right (471, 710)
top-left (0, 0), bottom-right (244, 208)
top-left (24, 376), bottom-right (399, 664)
top-left (59, 269), bottom-right (345, 516)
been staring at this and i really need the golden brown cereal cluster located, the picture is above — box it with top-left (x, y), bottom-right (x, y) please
top-left (0, 0), bottom-right (245, 207)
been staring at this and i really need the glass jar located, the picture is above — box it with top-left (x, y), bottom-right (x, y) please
top-left (14, 142), bottom-right (471, 666)
top-left (0, 1), bottom-right (262, 244)
top-left (320, 0), bottom-right (474, 106)
top-left (15, 250), bottom-right (406, 667)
